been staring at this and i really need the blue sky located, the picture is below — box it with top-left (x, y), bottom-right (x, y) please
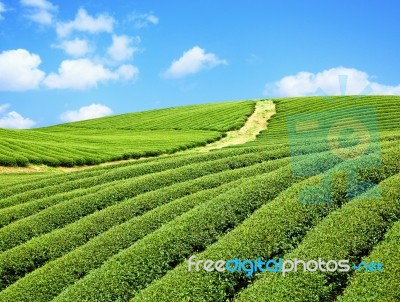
top-left (0, 0), bottom-right (399, 128)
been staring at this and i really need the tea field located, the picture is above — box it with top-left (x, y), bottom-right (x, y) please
top-left (0, 101), bottom-right (254, 167)
top-left (0, 96), bottom-right (398, 301)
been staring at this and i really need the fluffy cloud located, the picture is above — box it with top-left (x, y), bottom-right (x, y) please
top-left (44, 59), bottom-right (116, 90)
top-left (0, 110), bottom-right (36, 129)
top-left (127, 12), bottom-right (159, 29)
top-left (43, 59), bottom-right (138, 90)
top-left (20, 0), bottom-right (58, 25)
top-left (60, 104), bottom-right (112, 122)
top-left (264, 67), bottom-right (400, 97)
top-left (0, 49), bottom-right (45, 91)
top-left (54, 38), bottom-right (90, 57)
top-left (56, 8), bottom-right (114, 37)
top-left (0, 49), bottom-right (138, 91)
top-left (107, 35), bottom-right (138, 62)
top-left (163, 46), bottom-right (227, 79)
top-left (0, 104), bottom-right (36, 129)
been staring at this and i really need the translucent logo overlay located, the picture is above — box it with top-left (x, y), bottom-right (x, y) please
top-left (286, 77), bottom-right (382, 204)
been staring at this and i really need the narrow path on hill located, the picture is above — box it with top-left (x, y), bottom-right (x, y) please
top-left (195, 99), bottom-right (275, 151)
top-left (0, 100), bottom-right (275, 173)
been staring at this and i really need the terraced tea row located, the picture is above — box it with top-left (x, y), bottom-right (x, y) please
top-left (53, 101), bottom-right (255, 131)
top-left (0, 156), bottom-right (288, 291)
top-left (0, 160), bottom-right (287, 301)
top-left (0, 148), bottom-right (293, 253)
top-left (0, 144), bottom-right (285, 202)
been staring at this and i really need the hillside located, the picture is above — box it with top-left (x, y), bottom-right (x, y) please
top-left (0, 95), bottom-right (399, 302)
top-left (0, 101), bottom-right (255, 167)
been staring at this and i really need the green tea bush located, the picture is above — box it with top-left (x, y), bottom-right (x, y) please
top-left (236, 173), bottom-right (400, 302)
top-left (0, 157), bottom-right (287, 292)
top-left (338, 218), bottom-right (400, 302)
top-left (53, 166), bottom-right (294, 302)
top-left (132, 147), bottom-right (399, 302)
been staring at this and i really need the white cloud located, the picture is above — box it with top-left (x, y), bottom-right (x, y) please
top-left (54, 38), bottom-right (90, 57)
top-left (107, 35), bottom-right (138, 62)
top-left (60, 104), bottom-right (112, 122)
top-left (44, 59), bottom-right (116, 90)
top-left (163, 46), bottom-right (227, 79)
top-left (0, 49), bottom-right (45, 91)
top-left (128, 12), bottom-right (159, 29)
top-left (264, 67), bottom-right (400, 97)
top-left (43, 59), bottom-right (138, 90)
top-left (0, 2), bottom-right (7, 20)
top-left (0, 111), bottom-right (36, 129)
top-left (56, 8), bottom-right (114, 38)
top-left (20, 0), bottom-right (57, 25)
top-left (0, 104), bottom-right (35, 129)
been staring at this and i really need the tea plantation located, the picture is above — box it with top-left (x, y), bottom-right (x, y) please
top-left (0, 96), bottom-right (398, 301)
top-left (0, 101), bottom-right (255, 167)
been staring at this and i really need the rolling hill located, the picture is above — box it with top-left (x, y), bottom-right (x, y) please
top-left (0, 95), bottom-right (399, 302)
top-left (0, 101), bottom-right (254, 167)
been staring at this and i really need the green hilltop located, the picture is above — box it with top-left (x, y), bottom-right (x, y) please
top-left (0, 101), bottom-right (255, 167)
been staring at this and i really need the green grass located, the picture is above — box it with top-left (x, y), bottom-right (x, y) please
top-left (0, 95), bottom-right (398, 302)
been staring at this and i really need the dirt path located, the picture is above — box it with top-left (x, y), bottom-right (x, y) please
top-left (196, 100), bottom-right (275, 151)
top-left (1, 100), bottom-right (275, 173)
